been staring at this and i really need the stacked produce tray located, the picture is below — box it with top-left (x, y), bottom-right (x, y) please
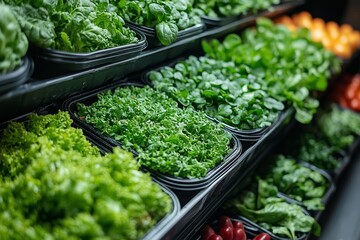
top-left (1, 0), bottom-right (360, 239)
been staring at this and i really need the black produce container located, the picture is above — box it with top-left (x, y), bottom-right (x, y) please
top-left (0, 111), bottom-right (181, 240)
top-left (200, 15), bottom-right (240, 27)
top-left (29, 28), bottom-right (147, 79)
top-left (0, 56), bottom-right (33, 94)
top-left (141, 60), bottom-right (282, 148)
top-left (125, 22), bottom-right (205, 48)
top-left (63, 81), bottom-right (243, 191)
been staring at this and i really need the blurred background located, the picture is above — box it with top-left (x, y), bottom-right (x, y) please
top-left (303, 0), bottom-right (360, 29)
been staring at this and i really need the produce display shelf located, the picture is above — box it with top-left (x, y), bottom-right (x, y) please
top-left (0, 0), bottom-right (305, 123)
top-left (148, 108), bottom-right (296, 240)
top-left (3, 1), bottom-right (359, 239)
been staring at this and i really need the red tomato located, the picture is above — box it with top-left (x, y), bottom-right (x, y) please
top-left (219, 226), bottom-right (233, 240)
top-left (233, 228), bottom-right (247, 240)
top-left (253, 233), bottom-right (271, 240)
top-left (232, 221), bottom-right (245, 231)
top-left (219, 216), bottom-right (234, 230)
top-left (202, 225), bottom-right (216, 240)
top-left (209, 234), bottom-right (224, 240)
top-left (345, 87), bottom-right (356, 100)
top-left (350, 98), bottom-right (360, 111)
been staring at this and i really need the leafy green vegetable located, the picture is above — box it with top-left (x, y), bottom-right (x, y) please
top-left (0, 111), bottom-right (99, 180)
top-left (194, 0), bottom-right (279, 18)
top-left (156, 21), bottom-right (178, 46)
top-left (316, 104), bottom-right (360, 150)
top-left (113, 0), bottom-right (203, 45)
top-left (283, 104), bottom-right (360, 170)
top-left (77, 86), bottom-right (231, 179)
top-left (3, 0), bottom-right (139, 52)
top-left (149, 56), bottom-right (283, 130)
top-left (263, 155), bottom-right (330, 211)
top-left (295, 132), bottom-right (341, 170)
top-left (0, 4), bottom-right (28, 74)
top-left (0, 111), bottom-right (172, 239)
top-left (202, 18), bottom-right (341, 124)
top-left (6, 4), bottom-right (56, 49)
top-left (225, 177), bottom-right (321, 239)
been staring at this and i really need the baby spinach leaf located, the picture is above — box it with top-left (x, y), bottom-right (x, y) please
top-left (156, 21), bottom-right (178, 46)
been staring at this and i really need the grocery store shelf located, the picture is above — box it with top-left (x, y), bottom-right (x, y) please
top-left (151, 109), bottom-right (296, 240)
top-left (0, 0), bottom-right (305, 123)
top-left (318, 142), bottom-right (360, 240)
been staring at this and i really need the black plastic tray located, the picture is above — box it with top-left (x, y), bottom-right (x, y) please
top-left (125, 22), bottom-right (205, 48)
top-left (141, 57), bottom-right (282, 144)
top-left (29, 28), bottom-right (147, 78)
top-left (0, 56), bottom-right (33, 94)
top-left (63, 80), bottom-right (243, 191)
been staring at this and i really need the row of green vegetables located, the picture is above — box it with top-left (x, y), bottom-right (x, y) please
top-left (0, 112), bottom-right (173, 239)
top-left (0, 0), bottom-right (282, 53)
top-left (0, 13), bottom-right (351, 240)
top-left (213, 104), bottom-right (360, 240)
top-left (148, 19), bottom-right (340, 128)
top-left (72, 19), bottom-right (341, 181)
top-left (69, 19), bottom-right (341, 180)
top-left (1, 102), bottom-right (356, 239)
